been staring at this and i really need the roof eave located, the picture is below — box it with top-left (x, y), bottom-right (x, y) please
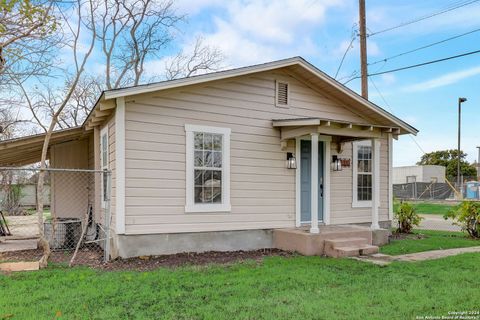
top-left (96, 56), bottom-right (417, 135)
top-left (102, 57), bottom-right (304, 100)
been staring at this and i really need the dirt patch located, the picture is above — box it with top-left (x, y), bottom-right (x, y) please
top-left (390, 232), bottom-right (427, 241)
top-left (0, 246), bottom-right (104, 266)
top-left (1, 248), bottom-right (294, 271)
top-left (101, 249), bottom-right (294, 271)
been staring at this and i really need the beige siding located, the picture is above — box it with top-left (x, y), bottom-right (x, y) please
top-left (88, 133), bottom-right (97, 222)
top-left (108, 115), bottom-right (117, 231)
top-left (123, 70), bottom-right (390, 234)
top-left (50, 139), bottom-right (89, 219)
top-left (329, 137), bottom-right (389, 225)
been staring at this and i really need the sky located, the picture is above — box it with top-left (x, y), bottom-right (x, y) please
top-left (163, 0), bottom-right (480, 167)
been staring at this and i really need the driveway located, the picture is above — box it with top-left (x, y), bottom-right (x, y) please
top-left (417, 214), bottom-right (461, 232)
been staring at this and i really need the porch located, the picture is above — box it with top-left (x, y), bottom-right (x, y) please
top-left (273, 225), bottom-right (390, 257)
top-left (274, 117), bottom-right (397, 233)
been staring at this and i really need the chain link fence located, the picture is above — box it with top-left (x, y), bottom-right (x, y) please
top-left (392, 174), bottom-right (478, 232)
top-left (394, 176), bottom-right (480, 201)
top-left (0, 167), bottom-right (111, 267)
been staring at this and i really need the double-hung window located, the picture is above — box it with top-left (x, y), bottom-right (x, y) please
top-left (185, 124), bottom-right (231, 213)
top-left (352, 140), bottom-right (379, 207)
top-left (100, 126), bottom-right (109, 208)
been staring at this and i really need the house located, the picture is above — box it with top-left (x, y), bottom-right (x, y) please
top-left (0, 57), bottom-right (417, 258)
top-left (393, 165), bottom-right (446, 184)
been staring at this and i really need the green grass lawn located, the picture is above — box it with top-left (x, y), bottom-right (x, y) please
top-left (393, 202), bottom-right (456, 215)
top-left (380, 229), bottom-right (480, 255)
top-left (1, 254), bottom-right (480, 319)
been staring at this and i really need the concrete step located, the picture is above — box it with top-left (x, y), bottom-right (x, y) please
top-left (326, 244), bottom-right (379, 258)
top-left (328, 246), bottom-right (361, 258)
top-left (324, 237), bottom-right (378, 258)
top-left (359, 244), bottom-right (379, 256)
top-left (325, 237), bottom-right (370, 248)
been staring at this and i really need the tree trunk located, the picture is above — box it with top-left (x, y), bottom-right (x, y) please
top-left (36, 116), bottom-right (58, 268)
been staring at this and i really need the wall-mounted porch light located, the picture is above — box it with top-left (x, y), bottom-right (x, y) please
top-left (286, 152), bottom-right (297, 169)
top-left (332, 155), bottom-right (342, 171)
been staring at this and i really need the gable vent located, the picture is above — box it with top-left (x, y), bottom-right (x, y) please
top-left (276, 81), bottom-right (289, 106)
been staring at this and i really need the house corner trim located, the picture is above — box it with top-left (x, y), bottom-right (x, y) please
top-left (115, 97), bottom-right (126, 234)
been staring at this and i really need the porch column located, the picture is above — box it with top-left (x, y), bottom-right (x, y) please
top-left (371, 138), bottom-right (380, 229)
top-left (310, 133), bottom-right (320, 233)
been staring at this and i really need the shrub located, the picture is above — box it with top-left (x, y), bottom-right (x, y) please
top-left (394, 202), bottom-right (422, 233)
top-left (444, 201), bottom-right (480, 239)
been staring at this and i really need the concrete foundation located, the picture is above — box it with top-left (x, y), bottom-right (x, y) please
top-left (372, 228), bottom-right (391, 246)
top-left (109, 224), bottom-right (392, 259)
top-left (114, 229), bottom-right (274, 259)
top-left (355, 220), bottom-right (392, 230)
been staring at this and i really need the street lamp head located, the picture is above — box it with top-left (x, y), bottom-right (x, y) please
top-left (459, 97), bottom-right (467, 103)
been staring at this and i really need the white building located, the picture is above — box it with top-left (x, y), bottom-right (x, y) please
top-left (393, 165), bottom-right (446, 184)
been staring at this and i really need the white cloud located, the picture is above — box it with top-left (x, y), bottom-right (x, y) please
top-left (380, 73), bottom-right (396, 85)
top-left (403, 66), bottom-right (480, 92)
top-left (367, 2), bottom-right (480, 38)
top-left (175, 0), bottom-right (225, 15)
top-left (198, 0), bottom-right (345, 66)
top-left (367, 40), bottom-right (381, 56)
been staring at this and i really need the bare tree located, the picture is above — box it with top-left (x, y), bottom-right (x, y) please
top-left (0, 0), bottom-right (58, 83)
top-left (35, 0), bottom-right (97, 268)
top-left (63, 75), bottom-right (102, 127)
top-left (95, 0), bottom-right (183, 89)
top-left (29, 75), bottom-right (102, 130)
top-left (4, 0), bottom-right (224, 267)
top-left (165, 37), bottom-right (223, 80)
top-left (0, 108), bottom-right (17, 139)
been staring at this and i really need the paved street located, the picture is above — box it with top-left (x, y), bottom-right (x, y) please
top-left (417, 214), bottom-right (461, 232)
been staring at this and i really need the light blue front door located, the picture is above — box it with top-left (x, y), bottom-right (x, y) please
top-left (300, 140), bottom-right (324, 223)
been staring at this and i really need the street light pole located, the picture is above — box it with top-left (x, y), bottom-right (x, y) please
top-left (477, 146), bottom-right (480, 180)
top-left (457, 97), bottom-right (467, 197)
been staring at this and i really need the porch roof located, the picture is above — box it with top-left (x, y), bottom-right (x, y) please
top-left (0, 127), bottom-right (87, 166)
top-left (273, 117), bottom-right (400, 140)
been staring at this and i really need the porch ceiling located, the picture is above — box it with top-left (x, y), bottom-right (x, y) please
top-left (0, 127), bottom-right (88, 166)
top-left (273, 117), bottom-right (400, 141)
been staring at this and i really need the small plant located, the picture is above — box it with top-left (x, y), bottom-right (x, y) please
top-left (394, 202), bottom-right (422, 233)
top-left (444, 201), bottom-right (480, 239)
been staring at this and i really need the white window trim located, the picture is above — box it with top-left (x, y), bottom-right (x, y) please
top-left (352, 140), bottom-right (380, 208)
top-left (275, 80), bottom-right (290, 108)
top-left (185, 124), bottom-right (231, 213)
top-left (100, 125), bottom-right (109, 209)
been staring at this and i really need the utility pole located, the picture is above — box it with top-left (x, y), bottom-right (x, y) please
top-left (457, 97), bottom-right (467, 197)
top-left (359, 0), bottom-right (368, 99)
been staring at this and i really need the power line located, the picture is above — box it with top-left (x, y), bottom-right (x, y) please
top-left (369, 0), bottom-right (480, 37)
top-left (369, 49), bottom-right (480, 76)
top-left (369, 78), bottom-right (427, 155)
top-left (334, 28), bottom-right (358, 79)
top-left (344, 48), bottom-right (480, 83)
top-left (368, 27), bottom-right (480, 66)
